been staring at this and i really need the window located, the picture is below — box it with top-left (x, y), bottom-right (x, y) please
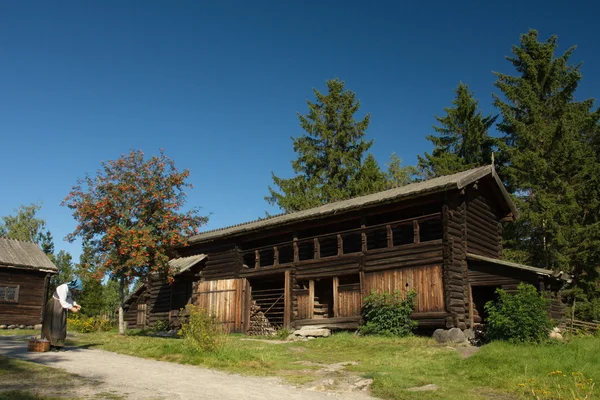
top-left (0, 284), bottom-right (19, 303)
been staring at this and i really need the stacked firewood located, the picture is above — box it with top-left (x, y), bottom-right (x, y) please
top-left (247, 301), bottom-right (277, 336)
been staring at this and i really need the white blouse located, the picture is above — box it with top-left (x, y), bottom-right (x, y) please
top-left (54, 283), bottom-right (79, 309)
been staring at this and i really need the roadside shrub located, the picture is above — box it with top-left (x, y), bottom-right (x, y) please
top-left (68, 314), bottom-right (115, 333)
top-left (178, 305), bottom-right (226, 352)
top-left (359, 289), bottom-right (417, 337)
top-left (485, 283), bottom-right (552, 343)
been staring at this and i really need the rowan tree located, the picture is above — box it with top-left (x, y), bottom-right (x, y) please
top-left (63, 149), bottom-right (208, 333)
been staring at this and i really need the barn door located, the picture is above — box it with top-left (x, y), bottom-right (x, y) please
top-left (193, 279), bottom-right (248, 333)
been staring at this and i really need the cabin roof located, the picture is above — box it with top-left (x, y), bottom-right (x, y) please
top-left (466, 253), bottom-right (571, 282)
top-left (190, 165), bottom-right (518, 244)
top-left (170, 254), bottom-right (207, 275)
top-left (0, 237), bottom-right (58, 273)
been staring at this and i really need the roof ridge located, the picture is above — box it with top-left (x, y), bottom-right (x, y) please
top-left (0, 236), bottom-right (36, 244)
top-left (188, 165), bottom-right (507, 244)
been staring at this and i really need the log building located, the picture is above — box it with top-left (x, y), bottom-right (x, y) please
top-left (0, 238), bottom-right (57, 326)
top-left (124, 165), bottom-right (567, 333)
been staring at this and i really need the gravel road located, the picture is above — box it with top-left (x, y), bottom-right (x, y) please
top-left (0, 338), bottom-right (373, 400)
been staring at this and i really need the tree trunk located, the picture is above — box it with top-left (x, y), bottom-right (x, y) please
top-left (118, 277), bottom-right (126, 335)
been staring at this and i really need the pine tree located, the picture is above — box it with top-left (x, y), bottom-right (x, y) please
top-left (494, 30), bottom-right (600, 319)
top-left (266, 78), bottom-right (384, 212)
top-left (418, 82), bottom-right (499, 178)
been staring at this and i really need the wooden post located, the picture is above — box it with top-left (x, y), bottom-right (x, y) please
top-left (308, 279), bottom-right (314, 319)
top-left (333, 277), bottom-right (339, 317)
top-left (386, 224), bottom-right (393, 247)
top-left (243, 280), bottom-right (251, 334)
top-left (273, 246), bottom-right (279, 266)
top-left (468, 283), bottom-right (474, 328)
top-left (284, 271), bottom-right (291, 329)
top-left (314, 238), bottom-right (320, 259)
top-left (254, 250), bottom-right (260, 269)
top-left (361, 217), bottom-right (367, 252)
top-left (359, 270), bottom-right (366, 302)
top-left (413, 220), bottom-right (420, 243)
top-left (293, 235), bottom-right (299, 263)
top-left (337, 234), bottom-right (343, 256)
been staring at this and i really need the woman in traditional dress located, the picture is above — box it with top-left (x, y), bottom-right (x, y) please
top-left (42, 277), bottom-right (83, 351)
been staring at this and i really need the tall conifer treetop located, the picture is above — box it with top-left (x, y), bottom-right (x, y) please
top-left (418, 82), bottom-right (498, 178)
top-left (494, 30), bottom-right (600, 315)
top-left (267, 78), bottom-right (383, 212)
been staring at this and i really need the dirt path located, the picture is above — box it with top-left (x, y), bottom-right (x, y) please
top-left (0, 338), bottom-right (373, 400)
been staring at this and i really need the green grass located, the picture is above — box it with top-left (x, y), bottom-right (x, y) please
top-left (69, 331), bottom-right (600, 399)
top-left (0, 330), bottom-right (39, 336)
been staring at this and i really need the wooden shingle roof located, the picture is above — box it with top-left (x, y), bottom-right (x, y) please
top-left (190, 165), bottom-right (517, 244)
top-left (0, 237), bottom-right (58, 272)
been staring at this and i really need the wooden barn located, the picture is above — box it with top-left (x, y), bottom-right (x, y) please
top-left (0, 238), bottom-right (57, 327)
top-left (124, 165), bottom-right (567, 333)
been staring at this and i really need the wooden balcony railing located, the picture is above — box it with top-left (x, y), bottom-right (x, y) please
top-left (241, 213), bottom-right (442, 269)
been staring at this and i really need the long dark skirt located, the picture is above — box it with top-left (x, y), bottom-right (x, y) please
top-left (41, 298), bottom-right (67, 347)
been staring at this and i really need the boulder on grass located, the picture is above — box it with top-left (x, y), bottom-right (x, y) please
top-left (293, 328), bottom-right (331, 338)
top-left (447, 328), bottom-right (466, 343)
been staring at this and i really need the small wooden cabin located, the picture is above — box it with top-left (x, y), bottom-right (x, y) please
top-left (125, 165), bottom-right (567, 332)
top-left (0, 238), bottom-right (57, 326)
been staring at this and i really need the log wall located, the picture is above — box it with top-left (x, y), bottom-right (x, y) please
top-left (201, 248), bottom-right (242, 281)
top-left (467, 194), bottom-right (503, 258)
top-left (363, 240), bottom-right (443, 272)
top-left (0, 269), bottom-right (48, 326)
top-left (146, 275), bottom-right (172, 327)
top-left (443, 194), bottom-right (469, 329)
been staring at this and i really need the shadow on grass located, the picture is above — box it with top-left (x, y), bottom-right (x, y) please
top-left (0, 390), bottom-right (51, 400)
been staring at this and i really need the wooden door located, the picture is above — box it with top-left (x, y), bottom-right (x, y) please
top-left (136, 304), bottom-right (147, 328)
top-left (193, 279), bottom-right (248, 333)
top-left (337, 283), bottom-right (362, 317)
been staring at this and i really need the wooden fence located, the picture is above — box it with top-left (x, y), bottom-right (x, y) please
top-left (564, 319), bottom-right (599, 333)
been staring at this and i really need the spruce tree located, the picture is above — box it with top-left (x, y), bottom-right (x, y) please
top-left (495, 30), bottom-right (600, 318)
top-left (267, 78), bottom-right (385, 212)
top-left (385, 153), bottom-right (416, 188)
top-left (418, 82), bottom-right (499, 178)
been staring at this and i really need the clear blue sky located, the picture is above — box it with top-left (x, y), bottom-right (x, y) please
top-left (1, 0), bottom-right (598, 261)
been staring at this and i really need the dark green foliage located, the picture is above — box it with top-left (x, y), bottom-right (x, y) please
top-left (418, 82), bottom-right (499, 178)
top-left (154, 319), bottom-right (171, 332)
top-left (38, 230), bottom-right (55, 256)
top-left (484, 283), bottom-right (552, 343)
top-left (385, 153), bottom-right (417, 188)
top-left (267, 78), bottom-right (387, 212)
top-left (49, 250), bottom-right (75, 293)
top-left (359, 290), bottom-right (418, 337)
top-left (78, 277), bottom-right (105, 317)
top-left (494, 30), bottom-right (600, 318)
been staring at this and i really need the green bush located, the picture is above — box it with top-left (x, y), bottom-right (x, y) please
top-left (359, 289), bottom-right (418, 336)
top-left (484, 283), bottom-right (553, 343)
top-left (178, 305), bottom-right (226, 352)
top-left (154, 319), bottom-right (171, 332)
